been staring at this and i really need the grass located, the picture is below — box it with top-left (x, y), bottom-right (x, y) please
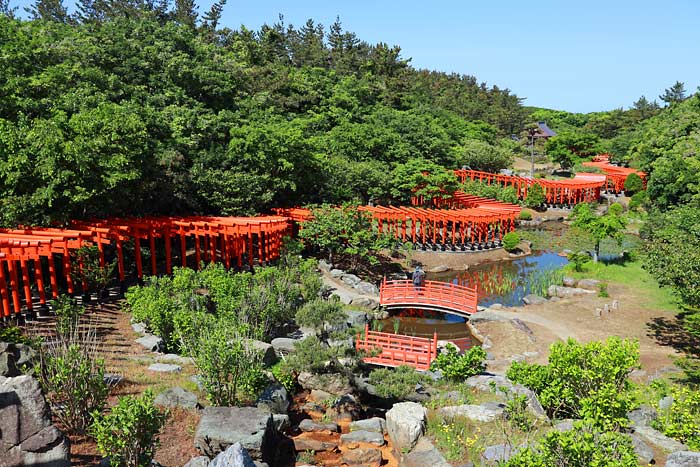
top-left (563, 259), bottom-right (679, 312)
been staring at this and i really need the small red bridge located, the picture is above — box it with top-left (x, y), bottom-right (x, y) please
top-left (355, 324), bottom-right (438, 371)
top-left (379, 278), bottom-right (478, 317)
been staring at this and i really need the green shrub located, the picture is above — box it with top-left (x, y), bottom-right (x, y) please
top-left (608, 203), bottom-right (623, 216)
top-left (502, 232), bottom-right (520, 252)
top-left (629, 191), bottom-right (647, 211)
top-left (271, 362), bottom-right (297, 394)
top-left (652, 385), bottom-right (700, 449)
top-left (525, 183), bottom-right (545, 208)
top-left (39, 329), bottom-right (109, 434)
top-left (499, 186), bottom-right (519, 204)
top-left (91, 390), bottom-right (168, 467)
top-left (567, 251), bottom-right (590, 272)
top-left (182, 319), bottom-right (266, 406)
top-left (430, 345), bottom-right (486, 380)
top-left (368, 365), bottom-right (424, 400)
top-left (506, 337), bottom-right (639, 430)
top-left (295, 298), bottom-right (346, 338)
top-left (503, 421), bottom-right (638, 467)
top-left (598, 282), bottom-right (609, 297)
top-left (518, 210), bottom-right (532, 221)
top-left (623, 173), bottom-right (644, 194)
top-left (0, 326), bottom-right (31, 344)
top-left (53, 295), bottom-right (85, 337)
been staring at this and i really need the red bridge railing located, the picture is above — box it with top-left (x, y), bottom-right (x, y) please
top-left (379, 278), bottom-right (478, 316)
top-left (355, 324), bottom-right (438, 371)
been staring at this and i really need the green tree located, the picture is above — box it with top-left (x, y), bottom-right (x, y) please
top-left (454, 139), bottom-right (513, 173)
top-left (525, 183), bottom-right (545, 208)
top-left (295, 297), bottom-right (346, 340)
top-left (26, 0), bottom-right (69, 22)
top-left (623, 173), bottom-right (643, 194)
top-left (571, 203), bottom-right (626, 262)
top-left (390, 158), bottom-right (458, 206)
top-left (659, 81), bottom-right (686, 106)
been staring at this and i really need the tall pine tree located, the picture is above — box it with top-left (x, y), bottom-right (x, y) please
top-left (201, 0), bottom-right (225, 33)
top-left (174, 0), bottom-right (197, 28)
top-left (659, 81), bottom-right (686, 106)
top-left (26, 0), bottom-right (69, 22)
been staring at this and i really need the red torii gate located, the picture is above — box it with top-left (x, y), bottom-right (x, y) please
top-left (0, 215), bottom-right (292, 320)
top-left (582, 154), bottom-right (647, 193)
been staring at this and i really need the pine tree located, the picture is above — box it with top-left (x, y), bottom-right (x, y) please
top-left (26, 0), bottom-right (69, 22)
top-left (0, 0), bottom-right (17, 17)
top-left (174, 0), bottom-right (197, 28)
top-left (659, 81), bottom-right (686, 106)
top-left (201, 0), bottom-right (225, 32)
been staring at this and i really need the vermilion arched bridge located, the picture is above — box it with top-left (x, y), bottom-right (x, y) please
top-left (379, 278), bottom-right (478, 317)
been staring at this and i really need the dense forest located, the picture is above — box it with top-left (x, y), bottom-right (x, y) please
top-left (0, 1), bottom-right (527, 226)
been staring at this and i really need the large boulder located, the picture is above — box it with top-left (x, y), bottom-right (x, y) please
top-left (209, 442), bottom-right (256, 467)
top-left (628, 433), bottom-right (655, 465)
top-left (547, 285), bottom-right (595, 299)
top-left (256, 384), bottom-right (289, 414)
top-left (345, 310), bottom-right (368, 327)
top-left (350, 417), bottom-right (386, 434)
top-left (522, 294), bottom-right (547, 305)
top-left (0, 342), bottom-right (37, 377)
top-left (326, 394), bottom-right (362, 421)
top-left (386, 402), bottom-right (426, 452)
top-left (576, 278), bottom-right (601, 290)
top-left (0, 375), bottom-right (70, 467)
top-left (355, 281), bottom-right (379, 296)
top-left (341, 274), bottom-right (361, 287)
top-left (340, 430), bottom-right (385, 446)
top-left (633, 425), bottom-right (687, 452)
top-left (666, 451), bottom-right (700, 467)
top-left (136, 334), bottom-right (165, 352)
top-left (194, 407), bottom-right (274, 462)
top-left (464, 375), bottom-right (547, 418)
top-left (246, 340), bottom-right (277, 367)
top-left (349, 296), bottom-right (380, 310)
top-left (154, 387), bottom-right (199, 409)
top-left (270, 338), bottom-right (299, 357)
top-left (297, 372), bottom-right (353, 396)
top-left (438, 403), bottom-right (504, 423)
top-left (401, 437), bottom-right (450, 467)
top-left (627, 404), bottom-right (657, 427)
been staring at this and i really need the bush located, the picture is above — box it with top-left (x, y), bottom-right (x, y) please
top-left (525, 183), bottom-right (545, 208)
top-left (0, 325), bottom-right (32, 344)
top-left (652, 385), bottom-right (700, 449)
top-left (53, 295), bottom-right (85, 337)
top-left (506, 337), bottom-right (639, 430)
top-left (455, 139), bottom-right (514, 173)
top-left (503, 421), bottom-right (638, 467)
top-left (608, 203), bottom-right (623, 216)
top-left (502, 232), bottom-right (520, 252)
top-left (182, 319), bottom-right (266, 406)
top-left (518, 210), bottom-right (532, 221)
top-left (624, 173), bottom-right (644, 194)
top-left (295, 298), bottom-right (347, 338)
top-left (629, 191), bottom-right (647, 211)
top-left (567, 251), bottom-right (590, 272)
top-left (91, 390), bottom-right (168, 467)
top-left (368, 365), bottom-right (424, 399)
top-left (38, 327), bottom-right (109, 434)
top-left (271, 362), bottom-right (297, 394)
top-left (430, 345), bottom-right (486, 380)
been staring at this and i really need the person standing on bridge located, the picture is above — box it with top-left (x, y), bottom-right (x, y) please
top-left (412, 266), bottom-right (425, 292)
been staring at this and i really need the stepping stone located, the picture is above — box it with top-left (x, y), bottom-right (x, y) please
top-left (298, 419), bottom-right (339, 433)
top-left (147, 363), bottom-right (181, 373)
top-left (340, 430), bottom-right (385, 446)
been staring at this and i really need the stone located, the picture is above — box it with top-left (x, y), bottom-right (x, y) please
top-left (562, 276), bottom-right (576, 287)
top-left (612, 299), bottom-right (620, 310)
top-left (330, 268), bottom-right (344, 278)
top-left (131, 322), bottom-right (147, 334)
top-left (355, 281), bottom-right (379, 296)
top-left (190, 375), bottom-right (204, 391)
top-left (246, 340), bottom-right (277, 367)
top-left (0, 342), bottom-right (37, 377)
top-left (510, 318), bottom-right (534, 335)
top-left (522, 294), bottom-right (547, 305)
top-left (270, 337), bottom-right (299, 356)
top-left (464, 375), bottom-right (547, 419)
top-left (428, 265), bottom-right (450, 273)
top-left (136, 334), bottom-right (165, 352)
top-left (401, 437), bottom-right (451, 467)
top-left (341, 447), bottom-right (382, 466)
top-left (256, 384), bottom-right (289, 414)
top-left (385, 401), bottom-right (427, 452)
top-left (634, 425), bottom-right (687, 452)
top-left (629, 433), bottom-right (654, 465)
top-left (489, 303), bottom-right (504, 310)
top-left (158, 353), bottom-right (192, 365)
top-left (298, 419), bottom-right (339, 433)
top-left (341, 274), bottom-right (361, 286)
top-left (326, 394), bottom-right (362, 421)
top-left (659, 395), bottom-right (674, 411)
top-left (272, 414), bottom-right (290, 432)
top-left (209, 442), bottom-right (256, 467)
top-left (349, 296), bottom-right (380, 310)
top-left (577, 278), bottom-right (601, 290)
top-left (155, 387), bottom-right (199, 409)
top-left (549, 296), bottom-right (561, 302)
top-left (481, 444), bottom-right (517, 463)
top-left (350, 417), bottom-right (387, 434)
top-left (345, 310), bottom-right (368, 327)
top-left (0, 375), bottom-right (70, 467)
top-left (667, 451), bottom-right (700, 467)
top-left (553, 419), bottom-right (576, 432)
top-left (438, 404), bottom-right (504, 422)
top-left (183, 456), bottom-right (210, 467)
top-left (147, 363), bottom-right (181, 373)
top-left (309, 389), bottom-right (333, 402)
top-left (293, 437), bottom-right (338, 452)
top-left (194, 406), bottom-right (274, 461)
top-left (318, 259), bottom-right (332, 272)
top-left (548, 285), bottom-right (595, 298)
top-left (300, 402), bottom-right (325, 414)
top-left (103, 373), bottom-right (124, 387)
top-left (627, 404), bottom-right (657, 427)
top-left (340, 430), bottom-right (385, 446)
top-left (297, 371), bottom-right (353, 396)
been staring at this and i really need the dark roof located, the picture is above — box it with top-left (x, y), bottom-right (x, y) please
top-left (536, 121), bottom-right (557, 138)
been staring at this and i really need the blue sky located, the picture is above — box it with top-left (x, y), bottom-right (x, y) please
top-left (12, 0), bottom-right (700, 112)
